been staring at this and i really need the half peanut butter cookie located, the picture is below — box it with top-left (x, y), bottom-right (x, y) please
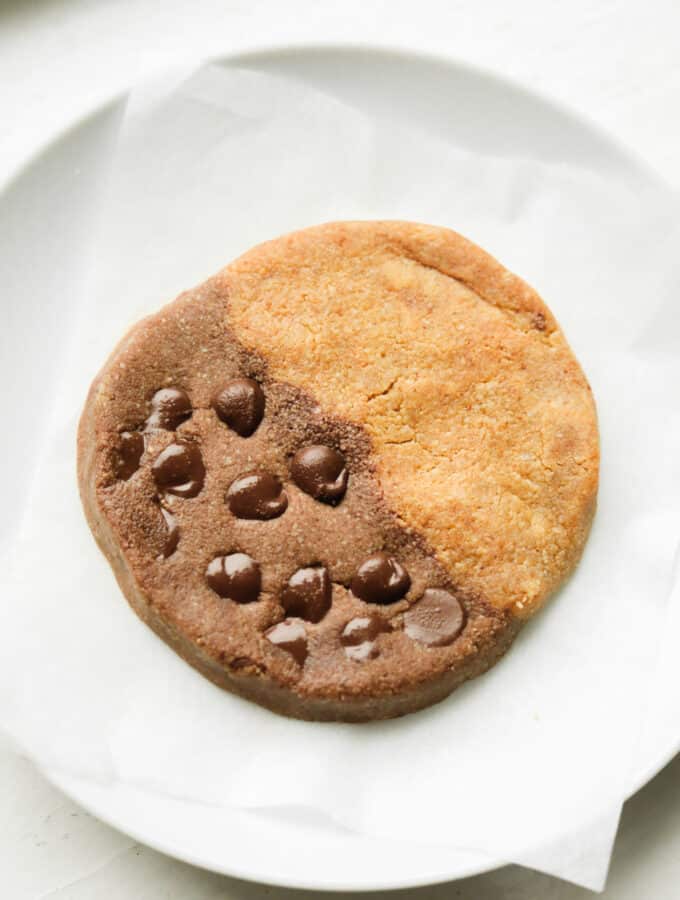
top-left (78, 221), bottom-right (599, 721)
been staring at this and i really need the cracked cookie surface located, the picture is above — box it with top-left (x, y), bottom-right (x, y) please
top-left (78, 220), bottom-right (598, 721)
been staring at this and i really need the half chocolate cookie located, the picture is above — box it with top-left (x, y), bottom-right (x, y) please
top-left (78, 221), bottom-right (599, 721)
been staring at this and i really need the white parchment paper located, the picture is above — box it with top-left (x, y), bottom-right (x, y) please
top-left (2, 65), bottom-right (680, 891)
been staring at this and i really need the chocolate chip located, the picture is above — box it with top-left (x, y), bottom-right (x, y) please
top-left (280, 566), bottom-right (331, 623)
top-left (341, 615), bottom-right (390, 645)
top-left (290, 445), bottom-right (348, 504)
top-left (205, 552), bottom-right (261, 603)
top-left (340, 615), bottom-right (391, 661)
top-left (159, 506), bottom-right (179, 557)
top-left (226, 472), bottom-right (288, 520)
top-left (230, 656), bottom-right (262, 672)
top-left (533, 311), bottom-right (547, 331)
top-left (145, 387), bottom-right (192, 431)
top-left (212, 378), bottom-right (265, 437)
top-left (404, 588), bottom-right (466, 646)
top-left (265, 619), bottom-right (308, 665)
top-left (115, 431), bottom-right (144, 480)
top-left (152, 441), bottom-right (205, 498)
top-left (350, 552), bottom-right (411, 604)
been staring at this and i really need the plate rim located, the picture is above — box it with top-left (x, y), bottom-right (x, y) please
top-left (0, 40), bottom-right (668, 196)
top-left (47, 769), bottom-right (502, 892)
top-left (5, 39), bottom-right (678, 892)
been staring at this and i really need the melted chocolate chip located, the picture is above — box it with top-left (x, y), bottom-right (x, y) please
top-left (404, 588), bottom-right (466, 647)
top-left (265, 619), bottom-right (308, 665)
top-left (145, 387), bottom-right (192, 430)
top-left (213, 378), bottom-right (265, 437)
top-left (152, 441), bottom-right (205, 498)
top-left (290, 445), bottom-right (348, 504)
top-left (159, 506), bottom-right (179, 557)
top-left (280, 566), bottom-right (332, 623)
top-left (115, 431), bottom-right (144, 480)
top-left (205, 552), bottom-right (261, 603)
top-left (350, 552), bottom-right (411, 605)
top-left (226, 472), bottom-right (288, 520)
top-left (341, 615), bottom-right (391, 661)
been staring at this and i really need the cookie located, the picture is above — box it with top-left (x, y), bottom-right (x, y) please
top-left (78, 221), bottom-right (599, 721)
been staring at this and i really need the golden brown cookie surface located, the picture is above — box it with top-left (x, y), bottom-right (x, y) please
top-left (78, 221), bottom-right (598, 721)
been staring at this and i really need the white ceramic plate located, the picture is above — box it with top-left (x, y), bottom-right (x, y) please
top-left (2, 44), bottom-right (677, 892)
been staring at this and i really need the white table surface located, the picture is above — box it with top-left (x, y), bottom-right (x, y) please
top-left (2, 1), bottom-right (679, 897)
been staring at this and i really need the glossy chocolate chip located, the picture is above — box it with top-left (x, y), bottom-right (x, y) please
top-left (226, 472), bottom-right (288, 520)
top-left (145, 387), bottom-right (192, 431)
top-left (404, 588), bottom-right (466, 647)
top-left (341, 615), bottom-right (391, 646)
top-left (265, 619), bottom-right (308, 665)
top-left (152, 441), bottom-right (205, 498)
top-left (115, 430), bottom-right (144, 480)
top-left (213, 378), bottom-right (265, 437)
top-left (205, 552), bottom-right (261, 603)
top-left (159, 506), bottom-right (179, 558)
top-left (350, 552), bottom-right (411, 605)
top-left (280, 566), bottom-right (332, 623)
top-left (340, 615), bottom-right (391, 661)
top-left (290, 445), bottom-right (348, 504)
